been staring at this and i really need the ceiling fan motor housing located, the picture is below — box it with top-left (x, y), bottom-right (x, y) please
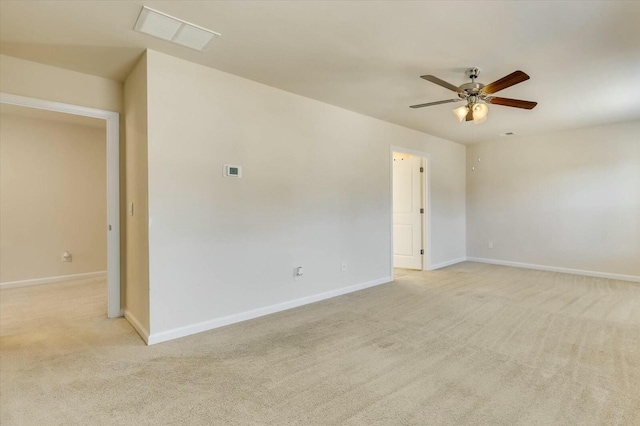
top-left (460, 67), bottom-right (485, 103)
top-left (458, 82), bottom-right (485, 98)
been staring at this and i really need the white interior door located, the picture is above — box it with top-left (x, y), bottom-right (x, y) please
top-left (393, 155), bottom-right (423, 270)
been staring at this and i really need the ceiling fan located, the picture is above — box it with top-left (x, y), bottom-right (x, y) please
top-left (410, 68), bottom-right (537, 124)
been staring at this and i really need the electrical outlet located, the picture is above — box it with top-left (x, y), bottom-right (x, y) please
top-left (488, 240), bottom-right (494, 249)
top-left (294, 266), bottom-right (303, 280)
top-left (341, 261), bottom-right (348, 272)
top-left (62, 251), bottom-right (72, 262)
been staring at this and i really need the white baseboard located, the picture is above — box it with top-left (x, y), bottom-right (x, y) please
top-left (147, 276), bottom-right (392, 345)
top-left (124, 309), bottom-right (149, 344)
top-left (428, 257), bottom-right (467, 270)
top-left (466, 257), bottom-right (640, 283)
top-left (0, 271), bottom-right (107, 289)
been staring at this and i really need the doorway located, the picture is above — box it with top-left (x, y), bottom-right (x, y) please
top-left (390, 147), bottom-right (430, 276)
top-left (0, 93), bottom-right (121, 318)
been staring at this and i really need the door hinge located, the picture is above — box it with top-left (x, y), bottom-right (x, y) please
top-left (420, 249), bottom-right (424, 255)
top-left (420, 208), bottom-right (424, 214)
top-left (109, 225), bottom-right (112, 231)
top-left (420, 167), bottom-right (424, 173)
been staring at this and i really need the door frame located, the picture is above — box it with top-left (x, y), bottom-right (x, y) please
top-left (0, 92), bottom-right (122, 318)
top-left (389, 146), bottom-right (431, 275)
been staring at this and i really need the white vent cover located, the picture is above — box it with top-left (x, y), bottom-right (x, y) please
top-left (134, 6), bottom-right (220, 51)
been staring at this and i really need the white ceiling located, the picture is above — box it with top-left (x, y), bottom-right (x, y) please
top-left (1, 1), bottom-right (639, 144)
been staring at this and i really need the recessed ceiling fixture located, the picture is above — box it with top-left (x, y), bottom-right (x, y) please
top-left (134, 6), bottom-right (220, 51)
top-left (410, 68), bottom-right (537, 125)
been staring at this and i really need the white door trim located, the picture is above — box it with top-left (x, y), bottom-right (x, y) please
top-left (0, 92), bottom-right (122, 318)
top-left (389, 146), bottom-right (431, 275)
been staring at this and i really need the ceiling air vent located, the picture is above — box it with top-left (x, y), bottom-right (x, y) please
top-left (134, 6), bottom-right (220, 51)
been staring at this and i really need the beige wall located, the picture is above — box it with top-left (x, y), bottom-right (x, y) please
top-left (145, 50), bottom-right (466, 338)
top-left (0, 54), bottom-right (122, 113)
top-left (123, 53), bottom-right (150, 333)
top-left (466, 120), bottom-right (640, 277)
top-left (0, 113), bottom-right (106, 283)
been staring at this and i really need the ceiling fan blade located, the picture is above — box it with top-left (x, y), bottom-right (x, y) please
top-left (488, 97), bottom-right (537, 109)
top-left (480, 70), bottom-right (530, 95)
top-left (466, 109), bottom-right (473, 121)
top-left (420, 75), bottom-right (465, 94)
top-left (410, 99), bottom-right (463, 109)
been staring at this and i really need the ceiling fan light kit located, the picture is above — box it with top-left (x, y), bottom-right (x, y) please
top-left (453, 105), bottom-right (469, 122)
top-left (452, 102), bottom-right (487, 124)
top-left (472, 102), bottom-right (489, 124)
top-left (411, 67), bottom-right (537, 124)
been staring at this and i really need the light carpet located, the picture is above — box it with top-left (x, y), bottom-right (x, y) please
top-left (1, 262), bottom-right (639, 425)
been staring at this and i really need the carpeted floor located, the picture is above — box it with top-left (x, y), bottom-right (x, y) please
top-left (1, 262), bottom-right (639, 425)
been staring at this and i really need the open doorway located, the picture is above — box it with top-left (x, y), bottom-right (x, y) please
top-left (390, 147), bottom-right (430, 278)
top-left (0, 93), bottom-right (120, 318)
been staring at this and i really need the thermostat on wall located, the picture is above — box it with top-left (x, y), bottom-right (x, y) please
top-left (223, 164), bottom-right (242, 178)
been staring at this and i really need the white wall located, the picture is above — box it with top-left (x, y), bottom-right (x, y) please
top-left (145, 50), bottom-right (466, 340)
top-left (0, 112), bottom-right (106, 283)
top-left (466, 121), bottom-right (640, 278)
